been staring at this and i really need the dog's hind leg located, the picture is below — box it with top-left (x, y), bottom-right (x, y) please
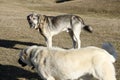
top-left (94, 61), bottom-right (116, 80)
top-left (102, 61), bottom-right (116, 80)
top-left (69, 29), bottom-right (81, 49)
top-left (74, 33), bottom-right (81, 49)
top-left (73, 26), bottom-right (81, 49)
top-left (68, 30), bottom-right (77, 49)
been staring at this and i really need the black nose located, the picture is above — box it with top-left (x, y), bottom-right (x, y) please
top-left (18, 59), bottom-right (27, 67)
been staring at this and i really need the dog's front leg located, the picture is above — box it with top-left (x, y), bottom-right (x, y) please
top-left (45, 36), bottom-right (52, 48)
top-left (38, 68), bottom-right (55, 80)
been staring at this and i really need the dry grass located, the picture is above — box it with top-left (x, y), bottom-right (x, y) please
top-left (25, 0), bottom-right (120, 18)
top-left (0, 0), bottom-right (120, 80)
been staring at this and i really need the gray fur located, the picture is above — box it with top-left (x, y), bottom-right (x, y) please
top-left (27, 13), bottom-right (93, 48)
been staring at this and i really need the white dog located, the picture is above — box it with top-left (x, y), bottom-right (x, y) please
top-left (18, 43), bottom-right (117, 80)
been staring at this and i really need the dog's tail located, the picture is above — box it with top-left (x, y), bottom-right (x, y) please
top-left (102, 42), bottom-right (117, 63)
top-left (82, 25), bottom-right (93, 33)
top-left (71, 15), bottom-right (93, 33)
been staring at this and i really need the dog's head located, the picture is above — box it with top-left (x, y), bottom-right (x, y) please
top-left (27, 13), bottom-right (40, 29)
top-left (18, 46), bottom-right (38, 69)
top-left (27, 13), bottom-right (47, 30)
top-left (27, 13), bottom-right (46, 29)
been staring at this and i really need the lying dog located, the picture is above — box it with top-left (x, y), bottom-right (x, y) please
top-left (18, 43), bottom-right (117, 80)
top-left (27, 13), bottom-right (93, 49)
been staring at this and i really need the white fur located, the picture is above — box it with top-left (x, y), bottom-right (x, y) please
top-left (20, 45), bottom-right (116, 80)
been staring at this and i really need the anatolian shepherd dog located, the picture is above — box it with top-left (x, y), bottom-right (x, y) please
top-left (27, 13), bottom-right (93, 49)
top-left (18, 42), bottom-right (117, 80)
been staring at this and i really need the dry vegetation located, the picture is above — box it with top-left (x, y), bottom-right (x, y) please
top-left (0, 0), bottom-right (120, 80)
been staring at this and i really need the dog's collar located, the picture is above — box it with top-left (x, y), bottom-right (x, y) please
top-left (35, 21), bottom-right (43, 30)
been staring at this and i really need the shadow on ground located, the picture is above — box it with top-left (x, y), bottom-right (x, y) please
top-left (0, 64), bottom-right (42, 80)
top-left (0, 39), bottom-right (45, 50)
top-left (0, 64), bottom-right (95, 80)
top-left (56, 0), bottom-right (72, 3)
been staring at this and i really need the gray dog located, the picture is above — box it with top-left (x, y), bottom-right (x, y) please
top-left (27, 13), bottom-right (93, 48)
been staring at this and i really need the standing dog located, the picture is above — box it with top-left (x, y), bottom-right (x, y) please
top-left (27, 13), bottom-right (93, 49)
top-left (18, 43), bottom-right (117, 80)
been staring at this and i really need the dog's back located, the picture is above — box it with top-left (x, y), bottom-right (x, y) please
top-left (24, 43), bottom-right (116, 80)
top-left (41, 44), bottom-right (117, 80)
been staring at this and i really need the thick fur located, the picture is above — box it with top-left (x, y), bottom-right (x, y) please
top-left (18, 43), bottom-right (117, 80)
top-left (27, 13), bottom-right (93, 49)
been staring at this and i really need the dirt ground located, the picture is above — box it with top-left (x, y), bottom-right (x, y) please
top-left (0, 0), bottom-right (120, 80)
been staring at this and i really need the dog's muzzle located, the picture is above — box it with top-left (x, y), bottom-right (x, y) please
top-left (18, 59), bottom-right (27, 67)
top-left (18, 59), bottom-right (35, 70)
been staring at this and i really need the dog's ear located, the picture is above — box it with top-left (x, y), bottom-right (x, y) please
top-left (21, 48), bottom-right (28, 60)
top-left (27, 15), bottom-right (30, 20)
top-left (29, 49), bottom-right (45, 70)
top-left (38, 49), bottom-right (48, 65)
top-left (36, 14), bottom-right (40, 22)
top-left (29, 14), bottom-right (34, 20)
